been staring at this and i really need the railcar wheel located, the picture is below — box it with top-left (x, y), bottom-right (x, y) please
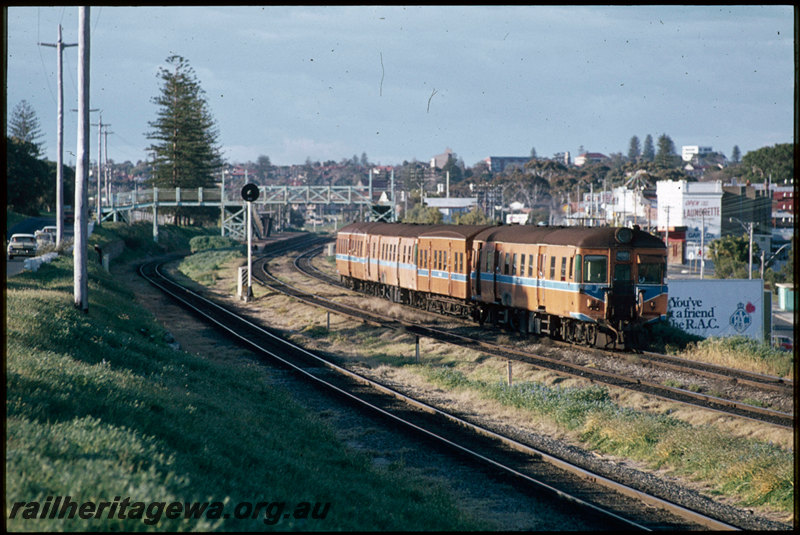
top-left (574, 323), bottom-right (586, 345)
top-left (586, 324), bottom-right (598, 347)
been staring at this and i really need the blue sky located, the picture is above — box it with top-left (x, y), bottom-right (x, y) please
top-left (7, 5), bottom-right (794, 168)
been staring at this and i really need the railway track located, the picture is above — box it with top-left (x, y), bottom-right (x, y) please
top-left (136, 239), bottom-right (776, 531)
top-left (300, 244), bottom-right (793, 391)
top-left (260, 242), bottom-right (793, 430)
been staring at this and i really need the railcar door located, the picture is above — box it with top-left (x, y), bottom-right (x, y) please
top-left (609, 249), bottom-right (634, 322)
top-left (474, 244), bottom-right (482, 296)
top-left (481, 243), bottom-right (496, 301)
top-left (536, 246), bottom-right (545, 308)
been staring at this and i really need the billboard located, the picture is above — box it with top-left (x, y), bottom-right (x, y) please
top-left (667, 279), bottom-right (763, 340)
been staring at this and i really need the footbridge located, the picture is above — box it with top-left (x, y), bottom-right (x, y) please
top-left (100, 185), bottom-right (395, 241)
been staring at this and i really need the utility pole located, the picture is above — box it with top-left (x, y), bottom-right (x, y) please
top-left (700, 211), bottom-right (705, 279)
top-left (92, 115), bottom-right (109, 225)
top-left (40, 25), bottom-right (77, 247)
top-left (748, 222), bottom-right (753, 280)
top-left (74, 6), bottom-right (90, 312)
top-left (103, 126), bottom-right (113, 202)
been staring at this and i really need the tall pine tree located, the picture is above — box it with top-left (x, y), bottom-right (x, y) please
top-left (9, 100), bottom-right (45, 157)
top-left (147, 55), bottom-right (222, 223)
top-left (627, 135), bottom-right (641, 161)
top-left (642, 134), bottom-right (655, 162)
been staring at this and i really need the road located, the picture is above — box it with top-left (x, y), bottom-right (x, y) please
top-left (7, 216), bottom-right (56, 239)
top-left (6, 217), bottom-right (74, 278)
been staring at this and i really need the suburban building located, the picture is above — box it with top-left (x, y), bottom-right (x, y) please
top-left (423, 196), bottom-right (478, 223)
top-left (681, 145), bottom-right (713, 162)
top-left (430, 148), bottom-right (455, 170)
top-left (657, 179), bottom-right (773, 264)
top-left (483, 156), bottom-right (531, 173)
top-left (573, 152), bottom-right (608, 167)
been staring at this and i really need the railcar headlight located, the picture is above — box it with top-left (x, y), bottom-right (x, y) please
top-left (615, 227), bottom-right (633, 244)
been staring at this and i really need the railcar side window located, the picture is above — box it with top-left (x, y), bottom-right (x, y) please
top-left (638, 263), bottom-right (664, 284)
top-left (511, 254), bottom-right (517, 276)
top-left (549, 256), bottom-right (556, 279)
top-left (560, 257), bottom-right (567, 281)
top-left (519, 254), bottom-right (525, 277)
top-left (583, 255), bottom-right (607, 283)
top-left (575, 254), bottom-right (582, 282)
top-left (528, 254), bottom-right (534, 277)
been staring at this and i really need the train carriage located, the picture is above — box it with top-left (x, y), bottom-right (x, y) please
top-left (335, 222), bottom-right (371, 283)
top-left (416, 225), bottom-right (494, 315)
top-left (337, 222), bottom-right (666, 349)
top-left (471, 225), bottom-right (666, 347)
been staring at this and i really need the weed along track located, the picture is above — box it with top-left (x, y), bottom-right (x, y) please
top-left (268, 243), bottom-right (794, 430)
top-left (140, 235), bottom-right (790, 531)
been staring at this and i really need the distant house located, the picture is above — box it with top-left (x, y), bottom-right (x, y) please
top-left (430, 148), bottom-right (455, 170)
top-left (681, 145), bottom-right (713, 162)
top-left (424, 197), bottom-right (477, 223)
top-left (573, 152), bottom-right (608, 167)
top-left (483, 156), bottom-right (531, 173)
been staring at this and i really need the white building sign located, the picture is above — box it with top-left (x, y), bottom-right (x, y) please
top-left (667, 279), bottom-right (763, 340)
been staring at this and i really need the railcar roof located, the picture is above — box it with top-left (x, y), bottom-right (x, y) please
top-left (338, 223), bottom-right (664, 249)
top-left (474, 225), bottom-right (665, 249)
top-left (338, 222), bottom-right (494, 239)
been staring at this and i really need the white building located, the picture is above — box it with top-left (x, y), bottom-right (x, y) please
top-left (579, 187), bottom-right (654, 227)
top-left (423, 197), bottom-right (477, 223)
top-left (681, 145), bottom-right (713, 162)
top-left (656, 180), bottom-right (723, 241)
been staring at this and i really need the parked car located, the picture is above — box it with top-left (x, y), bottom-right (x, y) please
top-left (774, 335), bottom-right (793, 352)
top-left (35, 226), bottom-right (58, 246)
top-left (7, 234), bottom-right (38, 259)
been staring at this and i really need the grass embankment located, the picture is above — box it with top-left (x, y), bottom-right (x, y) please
top-left (306, 320), bottom-right (794, 516)
top-left (421, 367), bottom-right (793, 514)
top-left (177, 236), bottom-right (245, 287)
top-left (6, 209), bottom-right (29, 233)
top-left (6, 223), bottom-right (488, 531)
top-left (647, 322), bottom-right (793, 379)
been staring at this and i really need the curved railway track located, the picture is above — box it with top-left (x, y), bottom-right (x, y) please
top-left (258, 242), bottom-right (793, 430)
top-left (133, 238), bottom-right (789, 531)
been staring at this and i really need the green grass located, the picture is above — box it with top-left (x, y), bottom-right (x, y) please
top-left (93, 221), bottom-right (214, 263)
top-left (188, 235), bottom-right (243, 254)
top-left (6, 232), bottom-right (491, 531)
top-left (7, 209), bottom-right (29, 233)
top-left (422, 366), bottom-right (794, 513)
top-left (675, 336), bottom-right (794, 379)
top-left (178, 249), bottom-right (243, 287)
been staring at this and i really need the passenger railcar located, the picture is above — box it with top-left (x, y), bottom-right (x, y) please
top-left (336, 222), bottom-right (667, 349)
top-left (470, 226), bottom-right (667, 348)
